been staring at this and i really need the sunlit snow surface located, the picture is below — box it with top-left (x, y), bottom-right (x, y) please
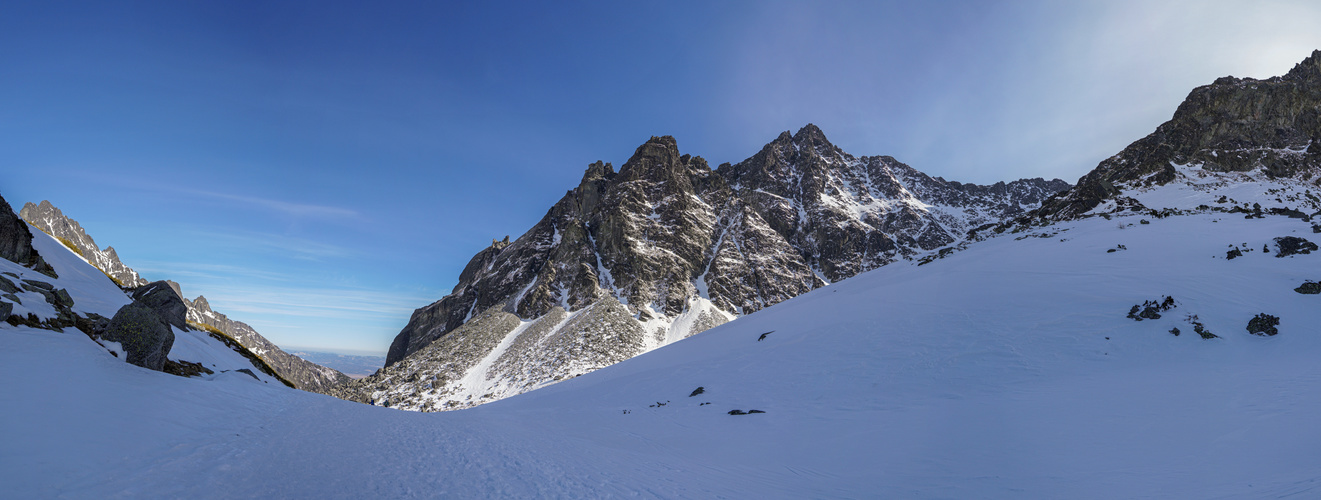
top-left (4, 213), bottom-right (1321, 498)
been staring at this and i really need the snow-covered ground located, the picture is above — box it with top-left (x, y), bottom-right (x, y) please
top-left (3, 212), bottom-right (1320, 498)
top-left (2, 225), bottom-right (133, 320)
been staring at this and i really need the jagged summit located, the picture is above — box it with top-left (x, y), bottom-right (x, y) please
top-left (21, 200), bottom-right (146, 287)
top-left (791, 123), bottom-right (832, 149)
top-left (1038, 50), bottom-right (1321, 220)
top-left (346, 124), bottom-right (1069, 411)
top-left (1284, 49), bottom-right (1321, 82)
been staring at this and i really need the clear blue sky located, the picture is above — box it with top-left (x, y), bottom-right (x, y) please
top-left (3, 1), bottom-right (1319, 355)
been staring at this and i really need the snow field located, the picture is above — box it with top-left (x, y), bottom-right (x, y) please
top-left (3, 212), bottom-right (1320, 498)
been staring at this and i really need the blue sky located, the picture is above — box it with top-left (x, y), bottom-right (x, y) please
top-left (2, 1), bottom-right (1319, 355)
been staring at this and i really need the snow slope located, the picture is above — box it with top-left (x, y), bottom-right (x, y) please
top-left (11, 224), bottom-right (134, 318)
top-left (3, 212), bottom-right (1320, 498)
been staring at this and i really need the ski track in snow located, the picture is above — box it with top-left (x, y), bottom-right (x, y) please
top-left (4, 211), bottom-right (1321, 498)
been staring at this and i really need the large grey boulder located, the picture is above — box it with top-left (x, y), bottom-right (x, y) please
top-left (104, 303), bottom-right (175, 370)
top-left (129, 281), bottom-right (188, 330)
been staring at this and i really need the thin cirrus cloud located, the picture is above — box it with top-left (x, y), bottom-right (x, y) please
top-left (185, 229), bottom-right (358, 261)
top-left (179, 188), bottom-right (362, 220)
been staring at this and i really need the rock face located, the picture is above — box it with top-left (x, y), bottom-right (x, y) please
top-left (20, 200), bottom-right (147, 287)
top-left (341, 125), bottom-right (1069, 412)
top-left (0, 193), bottom-right (56, 278)
top-left (1039, 50), bottom-right (1321, 220)
top-left (129, 281), bottom-right (189, 330)
top-left (185, 294), bottom-right (351, 394)
top-left (104, 303), bottom-right (175, 370)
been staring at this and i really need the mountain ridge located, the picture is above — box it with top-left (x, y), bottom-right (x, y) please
top-left (19, 200), bottom-right (351, 393)
top-left (340, 124), bottom-right (1069, 411)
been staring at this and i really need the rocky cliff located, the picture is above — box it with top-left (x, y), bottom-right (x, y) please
top-left (1038, 49), bottom-right (1321, 220)
top-left (335, 125), bottom-right (1068, 411)
top-left (0, 194), bottom-right (56, 278)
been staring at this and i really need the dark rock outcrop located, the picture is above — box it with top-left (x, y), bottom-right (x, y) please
top-left (0, 193), bottom-right (56, 278)
top-left (1274, 236), bottom-right (1318, 257)
top-left (104, 303), bottom-right (175, 370)
top-left (129, 281), bottom-right (188, 330)
top-left (1296, 281), bottom-right (1321, 294)
top-left (1246, 313), bottom-right (1281, 336)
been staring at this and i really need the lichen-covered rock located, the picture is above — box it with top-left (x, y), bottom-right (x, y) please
top-left (104, 303), bottom-right (175, 370)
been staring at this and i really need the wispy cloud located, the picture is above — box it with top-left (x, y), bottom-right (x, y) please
top-left (191, 230), bottom-right (357, 260)
top-left (178, 188), bottom-right (362, 220)
top-left (131, 260), bottom-right (301, 285)
top-left (76, 174), bottom-right (365, 222)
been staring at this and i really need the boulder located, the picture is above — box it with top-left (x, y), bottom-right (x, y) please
top-left (0, 275), bottom-right (19, 294)
top-left (52, 289), bottom-right (74, 308)
top-left (1296, 281), bottom-right (1321, 294)
top-left (129, 281), bottom-right (188, 330)
top-left (104, 303), bottom-right (175, 370)
top-left (0, 300), bottom-right (12, 320)
top-left (1274, 236), bottom-right (1318, 258)
top-left (1246, 313), bottom-right (1281, 336)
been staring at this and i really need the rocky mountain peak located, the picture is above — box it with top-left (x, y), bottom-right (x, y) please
top-left (1284, 49), bottom-right (1321, 83)
top-left (578, 160), bottom-right (615, 185)
top-left (791, 123), bottom-right (834, 151)
top-left (359, 124), bottom-right (1073, 411)
top-left (192, 295), bottom-right (211, 312)
top-left (614, 135), bottom-right (697, 184)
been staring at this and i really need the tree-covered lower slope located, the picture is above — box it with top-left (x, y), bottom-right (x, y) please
top-left (4, 207), bottom-right (1320, 498)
